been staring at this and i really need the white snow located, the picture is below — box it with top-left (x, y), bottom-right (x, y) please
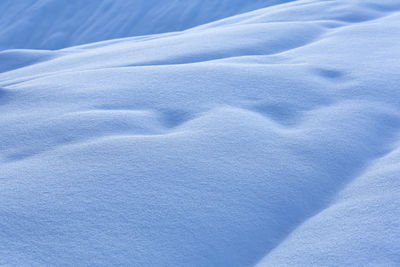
top-left (1, 0), bottom-right (400, 266)
top-left (0, 0), bottom-right (293, 50)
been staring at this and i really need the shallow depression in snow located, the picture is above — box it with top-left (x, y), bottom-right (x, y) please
top-left (1, 0), bottom-right (400, 266)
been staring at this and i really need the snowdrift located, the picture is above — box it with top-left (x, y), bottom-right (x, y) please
top-left (0, 0), bottom-right (292, 50)
top-left (1, 0), bottom-right (400, 266)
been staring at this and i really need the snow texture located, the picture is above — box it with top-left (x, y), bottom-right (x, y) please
top-left (0, 0), bottom-right (293, 50)
top-left (1, 0), bottom-right (400, 266)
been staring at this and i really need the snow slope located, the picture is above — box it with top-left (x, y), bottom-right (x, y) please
top-left (1, 0), bottom-right (400, 266)
top-left (0, 0), bottom-right (293, 50)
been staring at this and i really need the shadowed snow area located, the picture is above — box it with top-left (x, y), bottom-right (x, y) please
top-left (0, 0), bottom-right (293, 50)
top-left (1, 0), bottom-right (400, 266)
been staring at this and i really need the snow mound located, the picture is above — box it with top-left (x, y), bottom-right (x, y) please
top-left (1, 0), bottom-right (400, 266)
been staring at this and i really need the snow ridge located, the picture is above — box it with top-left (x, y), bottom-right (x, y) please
top-left (0, 0), bottom-right (294, 50)
top-left (1, 0), bottom-right (400, 266)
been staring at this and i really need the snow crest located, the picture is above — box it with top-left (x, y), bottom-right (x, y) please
top-left (1, 0), bottom-right (400, 266)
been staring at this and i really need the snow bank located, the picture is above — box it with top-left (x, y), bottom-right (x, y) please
top-left (1, 0), bottom-right (400, 265)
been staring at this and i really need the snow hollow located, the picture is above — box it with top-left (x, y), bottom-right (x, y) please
top-left (1, 0), bottom-right (400, 266)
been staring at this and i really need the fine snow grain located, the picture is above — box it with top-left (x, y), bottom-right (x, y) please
top-left (1, 0), bottom-right (400, 266)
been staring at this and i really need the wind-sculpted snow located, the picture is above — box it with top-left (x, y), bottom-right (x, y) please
top-left (1, 0), bottom-right (400, 266)
top-left (0, 0), bottom-right (293, 50)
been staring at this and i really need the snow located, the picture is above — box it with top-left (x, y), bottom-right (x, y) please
top-left (0, 0), bottom-right (293, 50)
top-left (1, 0), bottom-right (400, 266)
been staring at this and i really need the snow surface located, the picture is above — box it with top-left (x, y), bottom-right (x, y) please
top-left (0, 0), bottom-right (293, 50)
top-left (1, 0), bottom-right (400, 266)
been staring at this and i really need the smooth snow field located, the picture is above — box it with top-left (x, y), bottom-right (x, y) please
top-left (1, 0), bottom-right (400, 266)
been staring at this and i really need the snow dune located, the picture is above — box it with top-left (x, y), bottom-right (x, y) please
top-left (0, 0), bottom-right (293, 50)
top-left (1, 0), bottom-right (400, 266)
